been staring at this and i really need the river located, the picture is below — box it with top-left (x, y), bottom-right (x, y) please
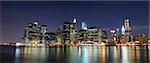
top-left (0, 46), bottom-right (150, 63)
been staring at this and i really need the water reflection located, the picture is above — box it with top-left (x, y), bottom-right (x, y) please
top-left (1, 46), bottom-right (149, 63)
top-left (15, 47), bottom-right (20, 63)
top-left (121, 46), bottom-right (128, 63)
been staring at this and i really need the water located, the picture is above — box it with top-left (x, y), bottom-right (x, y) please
top-left (0, 46), bottom-right (150, 63)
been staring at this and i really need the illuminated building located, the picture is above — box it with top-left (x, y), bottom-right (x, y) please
top-left (78, 22), bottom-right (88, 43)
top-left (121, 25), bottom-right (125, 35)
top-left (110, 29), bottom-right (116, 33)
top-left (70, 18), bottom-right (77, 43)
top-left (45, 32), bottom-right (57, 45)
top-left (87, 27), bottom-right (101, 43)
top-left (133, 33), bottom-right (149, 43)
top-left (78, 25), bottom-right (107, 44)
top-left (23, 21), bottom-right (47, 45)
top-left (56, 26), bottom-right (63, 43)
top-left (62, 18), bottom-right (77, 44)
top-left (41, 25), bottom-right (47, 43)
top-left (81, 22), bottom-right (87, 30)
top-left (78, 29), bottom-right (87, 44)
top-left (110, 28), bottom-right (123, 42)
top-left (124, 18), bottom-right (131, 42)
top-left (101, 30), bottom-right (108, 42)
top-left (62, 21), bottom-right (71, 44)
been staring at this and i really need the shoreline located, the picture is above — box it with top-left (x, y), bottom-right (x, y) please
top-left (0, 44), bottom-right (150, 47)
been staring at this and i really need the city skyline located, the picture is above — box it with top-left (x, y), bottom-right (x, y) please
top-left (1, 1), bottom-right (149, 43)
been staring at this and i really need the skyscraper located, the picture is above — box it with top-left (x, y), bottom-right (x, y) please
top-left (124, 18), bottom-right (131, 42)
top-left (62, 21), bottom-right (71, 44)
top-left (78, 29), bottom-right (87, 43)
top-left (81, 22), bottom-right (87, 30)
top-left (70, 18), bottom-right (77, 43)
top-left (87, 27), bottom-right (100, 43)
top-left (23, 21), bottom-right (47, 45)
top-left (56, 25), bottom-right (63, 43)
top-left (121, 25), bottom-right (125, 35)
top-left (41, 25), bottom-right (47, 43)
top-left (45, 32), bottom-right (57, 45)
top-left (62, 18), bottom-right (77, 44)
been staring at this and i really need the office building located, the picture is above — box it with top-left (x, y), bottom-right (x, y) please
top-left (124, 18), bottom-right (131, 42)
top-left (81, 22), bottom-right (88, 30)
top-left (78, 29), bottom-right (87, 44)
top-left (87, 27), bottom-right (101, 43)
top-left (23, 21), bottom-right (47, 45)
top-left (45, 32), bottom-right (57, 45)
top-left (62, 18), bottom-right (77, 44)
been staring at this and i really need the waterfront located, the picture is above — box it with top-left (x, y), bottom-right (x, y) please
top-left (0, 46), bottom-right (150, 63)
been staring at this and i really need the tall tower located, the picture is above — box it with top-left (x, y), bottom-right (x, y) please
top-left (81, 22), bottom-right (87, 30)
top-left (41, 25), bottom-right (47, 43)
top-left (124, 18), bottom-right (131, 42)
top-left (70, 18), bottom-right (77, 42)
top-left (121, 25), bottom-right (125, 35)
top-left (73, 18), bottom-right (77, 23)
top-left (24, 28), bottom-right (29, 43)
top-left (56, 26), bottom-right (63, 43)
top-left (63, 21), bottom-right (71, 44)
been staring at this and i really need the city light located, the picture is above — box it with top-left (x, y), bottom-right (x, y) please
top-left (1, 1), bottom-right (149, 63)
top-left (6, 17), bottom-right (145, 47)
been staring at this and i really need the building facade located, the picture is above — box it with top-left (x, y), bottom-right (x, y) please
top-left (45, 32), bottom-right (57, 45)
top-left (124, 18), bottom-right (132, 42)
top-left (86, 27), bottom-right (101, 43)
top-left (23, 21), bottom-right (47, 45)
top-left (61, 18), bottom-right (77, 44)
top-left (78, 29), bottom-right (87, 44)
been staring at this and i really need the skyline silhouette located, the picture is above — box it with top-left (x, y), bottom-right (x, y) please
top-left (1, 1), bottom-right (149, 43)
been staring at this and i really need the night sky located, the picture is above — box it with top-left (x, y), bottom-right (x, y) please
top-left (1, 1), bottom-right (149, 43)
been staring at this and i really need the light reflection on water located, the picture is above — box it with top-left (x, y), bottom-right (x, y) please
top-left (0, 46), bottom-right (150, 63)
top-left (15, 47), bottom-right (20, 63)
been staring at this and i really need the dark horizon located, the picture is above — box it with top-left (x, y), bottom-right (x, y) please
top-left (1, 1), bottom-right (149, 43)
